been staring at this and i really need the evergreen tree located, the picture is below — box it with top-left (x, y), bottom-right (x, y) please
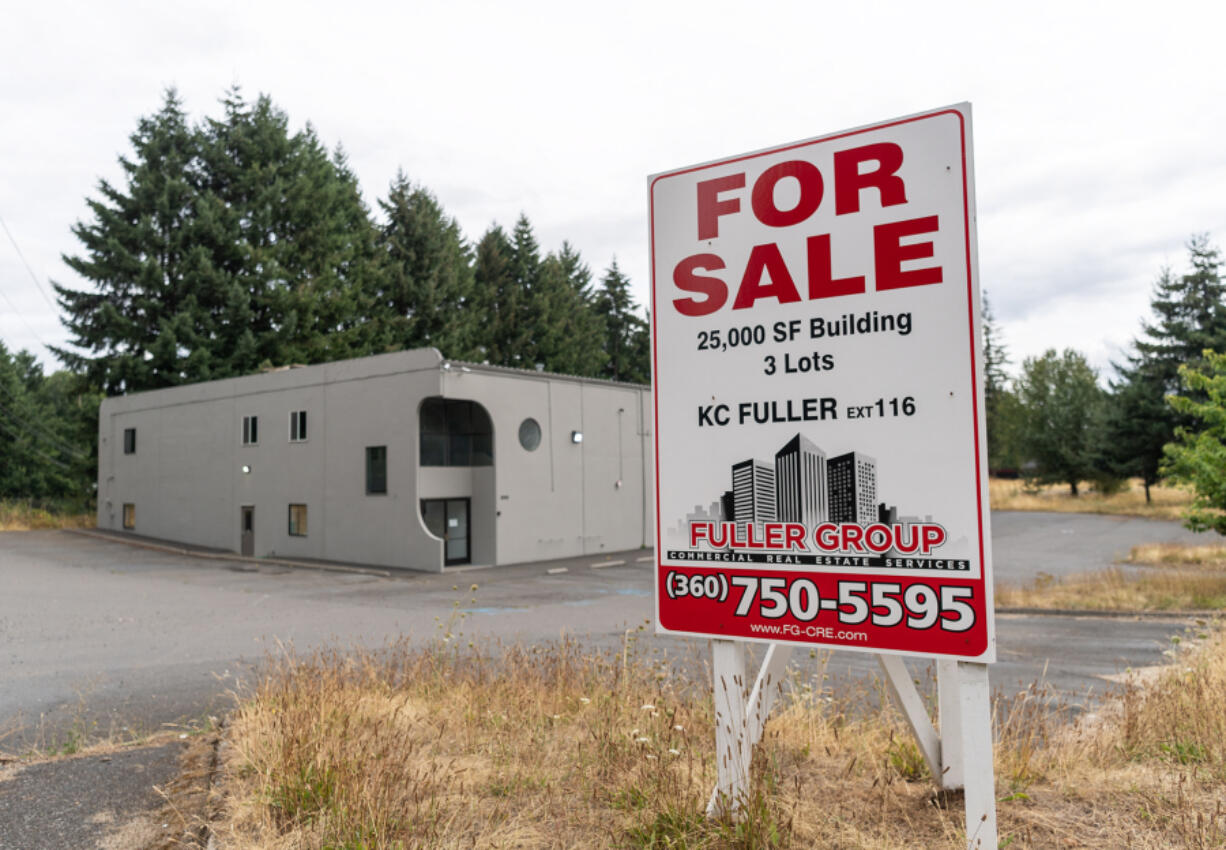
top-left (374, 171), bottom-right (479, 359)
top-left (534, 242), bottom-right (607, 376)
top-left (594, 259), bottom-right (650, 383)
top-left (471, 221), bottom-right (609, 375)
top-left (0, 342), bottom-right (94, 501)
top-left (56, 88), bottom-right (385, 395)
top-left (981, 292), bottom-right (1021, 472)
top-left (196, 91), bottom-right (383, 370)
top-left (471, 224), bottom-right (518, 366)
top-left (981, 292), bottom-right (1009, 406)
top-left (53, 89), bottom-right (202, 393)
top-left (1015, 349), bottom-right (1105, 495)
top-left (507, 214), bottom-right (543, 367)
top-left (1163, 350), bottom-right (1226, 535)
top-left (1103, 236), bottom-right (1226, 500)
top-left (1099, 367), bottom-right (1171, 501)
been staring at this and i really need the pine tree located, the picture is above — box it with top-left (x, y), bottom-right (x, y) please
top-left (1103, 236), bottom-right (1226, 500)
top-left (534, 243), bottom-right (607, 376)
top-left (56, 88), bottom-right (385, 392)
top-left (471, 224), bottom-right (517, 366)
top-left (53, 89), bottom-right (202, 393)
top-left (0, 342), bottom-right (91, 500)
top-left (374, 172), bottom-right (478, 359)
top-left (981, 292), bottom-right (1009, 406)
top-left (594, 259), bottom-right (650, 383)
top-left (196, 92), bottom-right (383, 370)
top-left (981, 292), bottom-right (1020, 472)
top-left (1163, 350), bottom-right (1226, 534)
top-left (508, 214), bottom-right (544, 367)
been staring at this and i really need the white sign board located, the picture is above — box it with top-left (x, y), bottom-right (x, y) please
top-left (650, 104), bottom-right (994, 661)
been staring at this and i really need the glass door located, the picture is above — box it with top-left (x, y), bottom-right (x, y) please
top-left (240, 506), bottom-right (254, 556)
top-left (421, 498), bottom-right (471, 566)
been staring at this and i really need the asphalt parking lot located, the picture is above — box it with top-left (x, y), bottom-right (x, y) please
top-left (0, 511), bottom-right (1209, 752)
top-left (0, 513), bottom-right (1214, 849)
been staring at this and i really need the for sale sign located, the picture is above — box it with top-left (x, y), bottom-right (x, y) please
top-left (649, 104), bottom-right (994, 661)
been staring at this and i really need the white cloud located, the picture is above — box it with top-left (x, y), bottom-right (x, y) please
top-left (1, 0), bottom-right (1223, 374)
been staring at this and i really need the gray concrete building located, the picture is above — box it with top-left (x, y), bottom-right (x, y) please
top-left (96, 348), bottom-right (653, 572)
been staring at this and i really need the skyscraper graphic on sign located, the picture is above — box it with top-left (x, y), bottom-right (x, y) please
top-left (721, 490), bottom-right (737, 524)
top-left (828, 452), bottom-right (877, 524)
top-left (667, 436), bottom-right (897, 546)
top-left (731, 459), bottom-right (776, 529)
top-left (774, 434), bottom-right (827, 526)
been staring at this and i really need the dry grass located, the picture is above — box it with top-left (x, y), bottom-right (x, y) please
top-left (0, 499), bottom-right (94, 531)
top-left (997, 542), bottom-right (1226, 611)
top-left (1130, 543), bottom-right (1226, 567)
top-left (206, 617), bottom-right (1226, 849)
top-left (989, 478), bottom-right (1193, 520)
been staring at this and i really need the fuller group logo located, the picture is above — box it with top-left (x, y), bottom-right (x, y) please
top-left (664, 431), bottom-right (964, 573)
top-left (648, 104), bottom-right (995, 661)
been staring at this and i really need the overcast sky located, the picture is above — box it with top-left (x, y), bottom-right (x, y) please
top-left (3, 0), bottom-right (1223, 380)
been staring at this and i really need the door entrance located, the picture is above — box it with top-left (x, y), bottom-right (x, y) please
top-left (421, 498), bottom-right (471, 566)
top-left (240, 506), bottom-right (254, 556)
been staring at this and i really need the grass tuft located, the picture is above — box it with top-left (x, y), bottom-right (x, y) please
top-left (0, 499), bottom-right (94, 531)
top-left (204, 621), bottom-right (1226, 848)
top-left (997, 542), bottom-right (1226, 610)
top-left (989, 478), bottom-right (1193, 520)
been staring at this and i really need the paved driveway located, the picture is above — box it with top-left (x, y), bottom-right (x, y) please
top-left (990, 510), bottom-right (1206, 585)
top-left (0, 512), bottom-right (1211, 751)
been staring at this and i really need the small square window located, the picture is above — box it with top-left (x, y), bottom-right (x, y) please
top-left (122, 503), bottom-right (135, 529)
top-left (366, 446), bottom-right (387, 495)
top-left (123, 428), bottom-right (136, 454)
top-left (288, 504), bottom-right (308, 536)
top-left (289, 410), bottom-right (307, 442)
top-left (242, 415), bottom-right (259, 445)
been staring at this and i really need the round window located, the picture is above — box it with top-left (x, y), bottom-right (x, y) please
top-left (518, 418), bottom-right (542, 451)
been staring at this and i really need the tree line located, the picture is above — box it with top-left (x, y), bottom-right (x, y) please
top-left (983, 234), bottom-right (1226, 515)
top-left (4, 88), bottom-right (1226, 529)
top-left (2, 88), bottom-right (652, 505)
top-left (52, 88), bottom-right (650, 395)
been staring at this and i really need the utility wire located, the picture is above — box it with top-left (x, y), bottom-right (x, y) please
top-left (0, 211), bottom-right (66, 356)
top-left (0, 280), bottom-right (56, 353)
top-left (0, 381), bottom-right (91, 460)
top-left (0, 415), bottom-right (74, 471)
top-left (0, 212), bottom-right (60, 313)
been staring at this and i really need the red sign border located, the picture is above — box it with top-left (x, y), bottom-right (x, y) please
top-left (648, 104), bottom-right (993, 662)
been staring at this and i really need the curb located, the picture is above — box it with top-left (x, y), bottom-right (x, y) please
top-left (67, 528), bottom-right (395, 578)
top-left (995, 606), bottom-right (1221, 620)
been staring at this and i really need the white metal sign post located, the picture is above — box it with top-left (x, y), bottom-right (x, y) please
top-left (649, 104), bottom-right (997, 848)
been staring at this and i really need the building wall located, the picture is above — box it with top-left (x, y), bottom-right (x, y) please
top-left (435, 366), bottom-right (652, 565)
top-left (99, 349), bottom-right (446, 571)
top-left (98, 349), bottom-right (652, 571)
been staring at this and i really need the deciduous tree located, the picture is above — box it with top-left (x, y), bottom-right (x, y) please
top-left (1015, 348), bottom-right (1105, 495)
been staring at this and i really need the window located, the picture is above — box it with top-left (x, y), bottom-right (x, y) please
top-left (419, 398), bottom-right (493, 467)
top-left (366, 446), bottom-right (387, 495)
top-left (242, 415), bottom-right (259, 445)
top-left (123, 428), bottom-right (136, 454)
top-left (122, 503), bottom-right (135, 529)
top-left (518, 418), bottom-right (542, 451)
top-left (289, 410), bottom-right (307, 442)
top-left (288, 504), bottom-right (308, 536)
